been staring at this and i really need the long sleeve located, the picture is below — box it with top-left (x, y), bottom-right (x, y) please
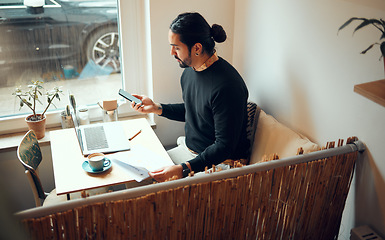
top-left (160, 103), bottom-right (186, 122)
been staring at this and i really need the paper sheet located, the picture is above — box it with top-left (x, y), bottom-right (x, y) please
top-left (111, 160), bottom-right (149, 182)
top-left (108, 145), bottom-right (172, 182)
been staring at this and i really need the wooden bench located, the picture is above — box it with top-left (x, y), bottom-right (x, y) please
top-left (15, 136), bottom-right (364, 239)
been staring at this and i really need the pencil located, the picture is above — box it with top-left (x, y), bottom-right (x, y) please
top-left (129, 129), bottom-right (142, 141)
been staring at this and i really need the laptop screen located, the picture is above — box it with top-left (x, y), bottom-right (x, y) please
top-left (67, 93), bottom-right (130, 156)
top-left (69, 100), bottom-right (85, 153)
top-left (71, 110), bottom-right (79, 129)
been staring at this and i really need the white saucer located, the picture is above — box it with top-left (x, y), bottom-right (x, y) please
top-left (82, 159), bottom-right (112, 173)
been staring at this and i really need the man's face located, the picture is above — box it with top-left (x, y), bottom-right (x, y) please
top-left (168, 30), bottom-right (191, 68)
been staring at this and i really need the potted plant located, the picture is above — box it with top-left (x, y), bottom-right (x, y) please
top-left (338, 17), bottom-right (385, 62)
top-left (12, 80), bottom-right (63, 139)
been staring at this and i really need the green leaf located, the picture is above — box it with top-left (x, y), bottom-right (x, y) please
top-left (338, 17), bottom-right (385, 36)
top-left (355, 19), bottom-right (384, 33)
top-left (338, 17), bottom-right (368, 32)
top-left (66, 105), bottom-right (70, 115)
top-left (354, 20), bottom-right (373, 33)
top-left (380, 19), bottom-right (385, 27)
top-left (361, 44), bottom-right (376, 54)
top-left (22, 99), bottom-right (32, 107)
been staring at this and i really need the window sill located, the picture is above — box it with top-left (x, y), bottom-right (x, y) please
top-left (0, 115), bottom-right (155, 152)
top-left (354, 79), bottom-right (385, 107)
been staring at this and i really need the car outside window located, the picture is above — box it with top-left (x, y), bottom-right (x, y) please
top-left (0, 1), bottom-right (23, 7)
top-left (0, 0), bottom-right (142, 132)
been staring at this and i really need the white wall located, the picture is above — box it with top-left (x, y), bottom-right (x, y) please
top-left (233, 0), bottom-right (385, 238)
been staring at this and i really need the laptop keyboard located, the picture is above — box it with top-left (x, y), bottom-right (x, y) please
top-left (84, 126), bottom-right (109, 150)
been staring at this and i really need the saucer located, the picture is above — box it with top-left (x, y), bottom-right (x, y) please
top-left (82, 159), bottom-right (112, 173)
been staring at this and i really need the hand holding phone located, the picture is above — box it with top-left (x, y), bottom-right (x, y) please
top-left (118, 89), bottom-right (142, 105)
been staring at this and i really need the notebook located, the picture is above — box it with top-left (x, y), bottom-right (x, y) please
top-left (70, 106), bottom-right (130, 156)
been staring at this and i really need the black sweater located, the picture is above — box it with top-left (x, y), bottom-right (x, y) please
top-left (161, 57), bottom-right (249, 172)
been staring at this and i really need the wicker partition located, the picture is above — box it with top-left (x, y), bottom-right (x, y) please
top-left (19, 148), bottom-right (358, 240)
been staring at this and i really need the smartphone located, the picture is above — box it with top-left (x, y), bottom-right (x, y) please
top-left (118, 89), bottom-right (142, 104)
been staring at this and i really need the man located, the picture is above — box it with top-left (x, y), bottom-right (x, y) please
top-left (131, 12), bottom-right (249, 182)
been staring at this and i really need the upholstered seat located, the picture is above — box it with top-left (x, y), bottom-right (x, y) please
top-left (249, 107), bottom-right (319, 164)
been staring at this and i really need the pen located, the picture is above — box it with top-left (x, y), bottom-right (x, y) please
top-left (129, 129), bottom-right (142, 141)
top-left (97, 102), bottom-right (103, 110)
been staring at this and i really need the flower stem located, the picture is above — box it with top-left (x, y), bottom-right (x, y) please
top-left (33, 85), bottom-right (37, 118)
top-left (17, 95), bottom-right (34, 114)
top-left (41, 94), bottom-right (56, 117)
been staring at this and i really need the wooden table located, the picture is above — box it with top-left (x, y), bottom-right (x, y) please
top-left (50, 118), bottom-right (174, 196)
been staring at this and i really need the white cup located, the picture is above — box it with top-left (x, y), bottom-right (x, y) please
top-left (87, 153), bottom-right (110, 171)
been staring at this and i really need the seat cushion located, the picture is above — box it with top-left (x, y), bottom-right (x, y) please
top-left (249, 110), bottom-right (319, 164)
top-left (43, 187), bottom-right (110, 206)
top-left (42, 189), bottom-right (68, 207)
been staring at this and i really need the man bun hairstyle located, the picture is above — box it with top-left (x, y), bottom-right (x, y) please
top-left (170, 12), bottom-right (226, 55)
top-left (211, 24), bottom-right (227, 43)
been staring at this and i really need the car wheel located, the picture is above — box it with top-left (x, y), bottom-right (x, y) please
top-left (85, 26), bottom-right (120, 73)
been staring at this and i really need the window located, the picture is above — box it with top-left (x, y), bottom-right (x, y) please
top-left (0, 0), bottom-right (150, 134)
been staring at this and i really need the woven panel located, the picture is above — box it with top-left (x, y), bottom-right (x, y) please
top-left (21, 151), bottom-right (357, 240)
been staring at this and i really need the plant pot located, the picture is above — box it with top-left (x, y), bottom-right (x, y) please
top-left (25, 114), bottom-right (46, 139)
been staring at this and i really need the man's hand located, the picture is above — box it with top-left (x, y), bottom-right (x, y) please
top-left (130, 94), bottom-right (162, 115)
top-left (149, 165), bottom-right (183, 182)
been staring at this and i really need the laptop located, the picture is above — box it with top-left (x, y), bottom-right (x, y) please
top-left (70, 105), bottom-right (130, 156)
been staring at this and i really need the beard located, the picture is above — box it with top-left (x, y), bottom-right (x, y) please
top-left (175, 55), bottom-right (192, 68)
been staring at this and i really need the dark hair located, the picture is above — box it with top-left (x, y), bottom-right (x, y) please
top-left (170, 12), bottom-right (227, 55)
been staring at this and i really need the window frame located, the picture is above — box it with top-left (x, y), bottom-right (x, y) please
top-left (0, 0), bottom-right (152, 135)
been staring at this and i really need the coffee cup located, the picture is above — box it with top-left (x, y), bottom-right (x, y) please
top-left (87, 153), bottom-right (110, 171)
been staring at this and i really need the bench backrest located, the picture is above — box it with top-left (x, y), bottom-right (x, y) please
top-left (17, 141), bottom-right (361, 240)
